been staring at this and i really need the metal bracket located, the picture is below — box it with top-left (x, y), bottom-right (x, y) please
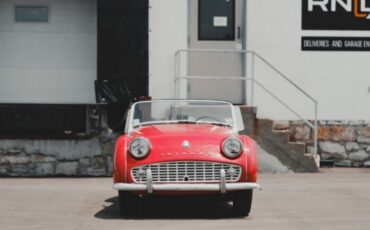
top-left (220, 169), bottom-right (227, 194)
top-left (146, 169), bottom-right (153, 194)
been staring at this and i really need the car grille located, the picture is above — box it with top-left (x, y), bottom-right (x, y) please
top-left (131, 161), bottom-right (242, 183)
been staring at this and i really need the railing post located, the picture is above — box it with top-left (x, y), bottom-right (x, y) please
top-left (177, 51), bottom-right (181, 99)
top-left (175, 51), bottom-right (181, 99)
top-left (175, 51), bottom-right (178, 99)
top-left (314, 102), bottom-right (318, 154)
top-left (251, 52), bottom-right (255, 107)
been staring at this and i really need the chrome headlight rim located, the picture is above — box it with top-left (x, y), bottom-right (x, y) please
top-left (222, 136), bottom-right (243, 159)
top-left (128, 137), bottom-right (151, 159)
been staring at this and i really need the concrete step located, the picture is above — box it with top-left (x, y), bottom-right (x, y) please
top-left (239, 107), bottom-right (319, 173)
top-left (272, 120), bottom-right (290, 131)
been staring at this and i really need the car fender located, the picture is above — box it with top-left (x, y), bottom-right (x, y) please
top-left (240, 135), bottom-right (258, 182)
top-left (113, 135), bottom-right (128, 183)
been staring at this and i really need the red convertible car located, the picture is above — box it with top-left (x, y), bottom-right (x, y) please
top-left (113, 100), bottom-right (260, 217)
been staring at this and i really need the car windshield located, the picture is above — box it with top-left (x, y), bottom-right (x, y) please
top-left (130, 100), bottom-right (235, 129)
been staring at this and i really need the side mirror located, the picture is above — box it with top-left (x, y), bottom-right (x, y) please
top-left (132, 119), bottom-right (140, 127)
top-left (233, 106), bottom-right (245, 132)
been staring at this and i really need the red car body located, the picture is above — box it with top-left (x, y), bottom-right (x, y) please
top-left (112, 100), bottom-right (260, 217)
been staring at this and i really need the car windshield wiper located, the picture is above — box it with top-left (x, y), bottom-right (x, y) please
top-left (176, 120), bottom-right (197, 124)
top-left (133, 120), bottom-right (232, 128)
top-left (133, 120), bottom-right (195, 128)
top-left (195, 121), bottom-right (233, 128)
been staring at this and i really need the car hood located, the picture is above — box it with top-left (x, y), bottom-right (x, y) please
top-left (131, 124), bottom-right (234, 138)
top-left (128, 124), bottom-right (236, 161)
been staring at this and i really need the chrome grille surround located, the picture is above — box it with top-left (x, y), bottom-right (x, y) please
top-left (131, 161), bottom-right (242, 183)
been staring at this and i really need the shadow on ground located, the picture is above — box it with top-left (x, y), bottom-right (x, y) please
top-left (95, 196), bottom-right (240, 220)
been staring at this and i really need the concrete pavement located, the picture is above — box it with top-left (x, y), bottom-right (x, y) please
top-left (0, 171), bottom-right (370, 230)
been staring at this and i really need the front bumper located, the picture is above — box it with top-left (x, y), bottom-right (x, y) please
top-left (113, 168), bottom-right (261, 194)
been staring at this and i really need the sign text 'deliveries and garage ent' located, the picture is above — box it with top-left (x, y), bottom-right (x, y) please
top-left (302, 36), bottom-right (370, 50)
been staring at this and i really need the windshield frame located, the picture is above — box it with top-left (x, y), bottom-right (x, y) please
top-left (127, 99), bottom-right (237, 133)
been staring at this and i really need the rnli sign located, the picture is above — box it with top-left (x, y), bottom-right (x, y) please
top-left (302, 0), bottom-right (370, 30)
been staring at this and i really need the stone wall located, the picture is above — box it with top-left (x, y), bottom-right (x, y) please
top-left (289, 121), bottom-right (370, 168)
top-left (0, 108), bottom-right (118, 177)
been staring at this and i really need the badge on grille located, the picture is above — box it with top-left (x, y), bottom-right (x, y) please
top-left (182, 140), bottom-right (190, 149)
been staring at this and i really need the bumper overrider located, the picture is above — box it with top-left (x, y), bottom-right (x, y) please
top-left (113, 169), bottom-right (261, 194)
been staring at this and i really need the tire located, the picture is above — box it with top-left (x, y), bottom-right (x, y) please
top-left (118, 191), bottom-right (138, 218)
top-left (233, 190), bottom-right (253, 217)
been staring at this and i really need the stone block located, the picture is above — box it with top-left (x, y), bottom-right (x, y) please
top-left (349, 151), bottom-right (369, 162)
top-left (319, 142), bottom-right (347, 159)
top-left (6, 149), bottom-right (23, 154)
top-left (318, 120), bottom-right (327, 125)
top-left (99, 128), bottom-right (114, 143)
top-left (78, 157), bottom-right (107, 176)
top-left (30, 155), bottom-right (56, 163)
top-left (77, 138), bottom-right (102, 159)
top-left (9, 164), bottom-right (29, 176)
top-left (357, 127), bottom-right (370, 143)
top-left (327, 121), bottom-right (349, 125)
top-left (364, 161), bottom-right (370, 168)
top-left (106, 156), bottom-right (113, 174)
top-left (0, 140), bottom-right (41, 154)
top-left (349, 120), bottom-right (365, 126)
top-left (367, 146), bottom-right (370, 153)
top-left (79, 158), bottom-right (91, 167)
top-left (357, 136), bottom-right (370, 143)
top-left (86, 167), bottom-right (106, 176)
top-left (0, 165), bottom-right (9, 175)
top-left (352, 161), bottom-right (364, 168)
top-left (39, 140), bottom-right (78, 160)
top-left (0, 155), bottom-right (30, 164)
top-left (335, 160), bottom-right (352, 167)
top-left (345, 142), bottom-right (360, 152)
top-left (56, 162), bottom-right (78, 176)
top-left (317, 126), bottom-right (330, 141)
top-left (306, 145), bottom-right (315, 154)
top-left (292, 125), bottom-right (311, 141)
top-left (273, 121), bottom-right (290, 130)
top-left (331, 126), bottom-right (356, 142)
top-left (77, 158), bottom-right (91, 175)
top-left (34, 163), bottom-right (54, 176)
top-left (321, 153), bottom-right (334, 160)
top-left (38, 138), bottom-right (102, 161)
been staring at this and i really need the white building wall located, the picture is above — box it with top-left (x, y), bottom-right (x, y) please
top-left (247, 0), bottom-right (370, 120)
top-left (149, 0), bottom-right (188, 100)
top-left (149, 0), bottom-right (370, 121)
top-left (0, 0), bottom-right (97, 104)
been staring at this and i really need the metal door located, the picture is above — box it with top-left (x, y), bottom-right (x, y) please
top-left (188, 0), bottom-right (245, 104)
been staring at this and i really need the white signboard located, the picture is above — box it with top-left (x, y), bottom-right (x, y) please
top-left (213, 16), bottom-right (228, 27)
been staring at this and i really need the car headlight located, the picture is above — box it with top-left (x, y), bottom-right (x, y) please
top-left (129, 137), bottom-right (150, 159)
top-left (222, 137), bottom-right (242, 159)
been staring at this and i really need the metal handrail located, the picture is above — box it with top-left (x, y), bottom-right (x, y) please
top-left (174, 49), bottom-right (318, 154)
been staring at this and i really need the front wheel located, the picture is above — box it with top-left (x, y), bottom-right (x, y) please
top-left (118, 191), bottom-right (138, 218)
top-left (233, 190), bottom-right (253, 217)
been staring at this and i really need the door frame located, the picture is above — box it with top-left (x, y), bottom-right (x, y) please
top-left (186, 0), bottom-right (247, 105)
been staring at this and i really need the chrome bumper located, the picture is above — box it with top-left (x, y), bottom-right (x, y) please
top-left (113, 169), bottom-right (261, 194)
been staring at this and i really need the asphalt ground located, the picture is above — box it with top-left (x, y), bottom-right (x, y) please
top-left (1, 169), bottom-right (370, 230)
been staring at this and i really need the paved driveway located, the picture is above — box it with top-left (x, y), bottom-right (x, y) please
top-left (1, 170), bottom-right (370, 230)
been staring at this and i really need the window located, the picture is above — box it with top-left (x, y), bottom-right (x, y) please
top-left (15, 6), bottom-right (49, 22)
top-left (198, 0), bottom-right (235, 41)
top-left (0, 105), bottom-right (88, 139)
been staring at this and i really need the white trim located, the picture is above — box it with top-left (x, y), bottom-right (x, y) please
top-left (113, 182), bottom-right (261, 192)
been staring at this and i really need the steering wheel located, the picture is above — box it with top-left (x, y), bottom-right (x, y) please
top-left (195, 116), bottom-right (221, 123)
